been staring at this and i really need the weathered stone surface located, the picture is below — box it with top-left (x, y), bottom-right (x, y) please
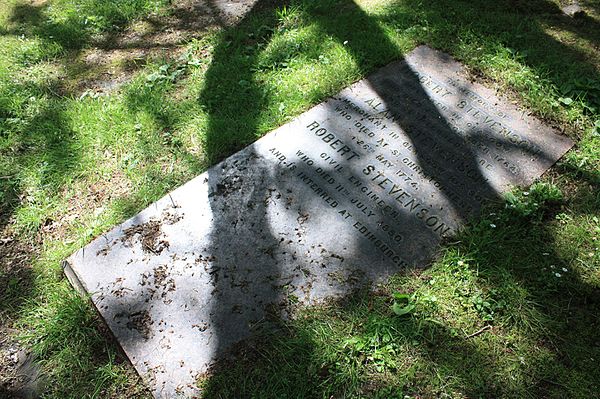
top-left (562, 2), bottom-right (586, 18)
top-left (64, 46), bottom-right (573, 398)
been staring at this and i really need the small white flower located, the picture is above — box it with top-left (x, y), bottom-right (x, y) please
top-left (457, 260), bottom-right (465, 266)
top-left (343, 40), bottom-right (348, 45)
top-left (550, 265), bottom-right (555, 269)
top-left (542, 252), bottom-right (549, 256)
top-left (523, 192), bottom-right (529, 196)
top-left (490, 223), bottom-right (497, 228)
top-left (555, 272), bottom-right (562, 278)
top-left (562, 267), bottom-right (568, 272)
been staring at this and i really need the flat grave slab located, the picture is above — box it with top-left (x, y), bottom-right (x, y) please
top-left (64, 46), bottom-right (573, 398)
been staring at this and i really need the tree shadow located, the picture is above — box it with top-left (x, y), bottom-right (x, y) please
top-left (195, 0), bottom-right (598, 397)
top-left (201, 296), bottom-right (530, 397)
top-left (372, 0), bottom-right (600, 124)
top-left (2, 0), bottom-right (596, 396)
top-left (0, 0), bottom-right (259, 233)
top-left (0, 79), bottom-right (80, 227)
top-left (1, 0), bottom-right (261, 95)
top-left (467, 200), bottom-right (600, 397)
top-left (0, 238), bottom-right (35, 324)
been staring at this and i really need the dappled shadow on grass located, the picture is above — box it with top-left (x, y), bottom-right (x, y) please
top-left (0, 0), bottom-right (597, 397)
top-left (389, 0), bottom-right (600, 120)
top-left (0, 84), bottom-right (81, 231)
top-left (456, 187), bottom-right (600, 396)
top-left (0, 77), bottom-right (83, 280)
top-left (16, 283), bottom-right (153, 398)
top-left (6, 0), bottom-right (171, 51)
top-left (0, 236), bottom-right (35, 325)
top-left (200, 294), bottom-right (506, 398)
top-left (196, 0), bottom-right (288, 162)
top-left (1, 0), bottom-right (254, 95)
top-left (556, 160), bottom-right (600, 189)
top-left (0, 0), bottom-right (245, 231)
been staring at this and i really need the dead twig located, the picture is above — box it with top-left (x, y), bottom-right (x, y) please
top-left (465, 324), bottom-right (492, 339)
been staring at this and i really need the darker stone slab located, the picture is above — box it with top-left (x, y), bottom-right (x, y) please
top-left (562, 2), bottom-right (586, 18)
top-left (64, 46), bottom-right (573, 398)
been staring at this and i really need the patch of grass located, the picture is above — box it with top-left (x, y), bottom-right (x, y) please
top-left (0, 0), bottom-right (598, 397)
top-left (19, 282), bottom-right (147, 397)
top-left (4, 0), bottom-right (169, 50)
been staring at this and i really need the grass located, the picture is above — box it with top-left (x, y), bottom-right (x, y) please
top-left (0, 0), bottom-right (598, 397)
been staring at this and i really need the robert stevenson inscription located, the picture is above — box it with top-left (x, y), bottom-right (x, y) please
top-left (64, 46), bottom-right (573, 398)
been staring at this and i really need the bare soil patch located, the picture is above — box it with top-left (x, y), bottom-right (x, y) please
top-left (0, 231), bottom-right (39, 398)
top-left (68, 0), bottom-right (259, 94)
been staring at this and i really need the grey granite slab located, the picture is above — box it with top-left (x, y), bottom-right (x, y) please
top-left (64, 46), bottom-right (573, 398)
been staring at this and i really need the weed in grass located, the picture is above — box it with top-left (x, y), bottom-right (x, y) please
top-left (503, 182), bottom-right (564, 222)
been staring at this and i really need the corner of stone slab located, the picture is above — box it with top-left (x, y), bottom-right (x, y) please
top-left (562, 3), bottom-right (586, 18)
top-left (62, 259), bottom-right (88, 297)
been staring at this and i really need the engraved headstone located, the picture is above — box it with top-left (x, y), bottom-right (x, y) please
top-left (64, 46), bottom-right (573, 397)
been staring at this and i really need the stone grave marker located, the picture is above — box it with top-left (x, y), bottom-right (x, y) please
top-left (64, 46), bottom-right (573, 397)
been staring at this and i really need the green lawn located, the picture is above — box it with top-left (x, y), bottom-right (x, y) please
top-left (0, 0), bottom-right (598, 398)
